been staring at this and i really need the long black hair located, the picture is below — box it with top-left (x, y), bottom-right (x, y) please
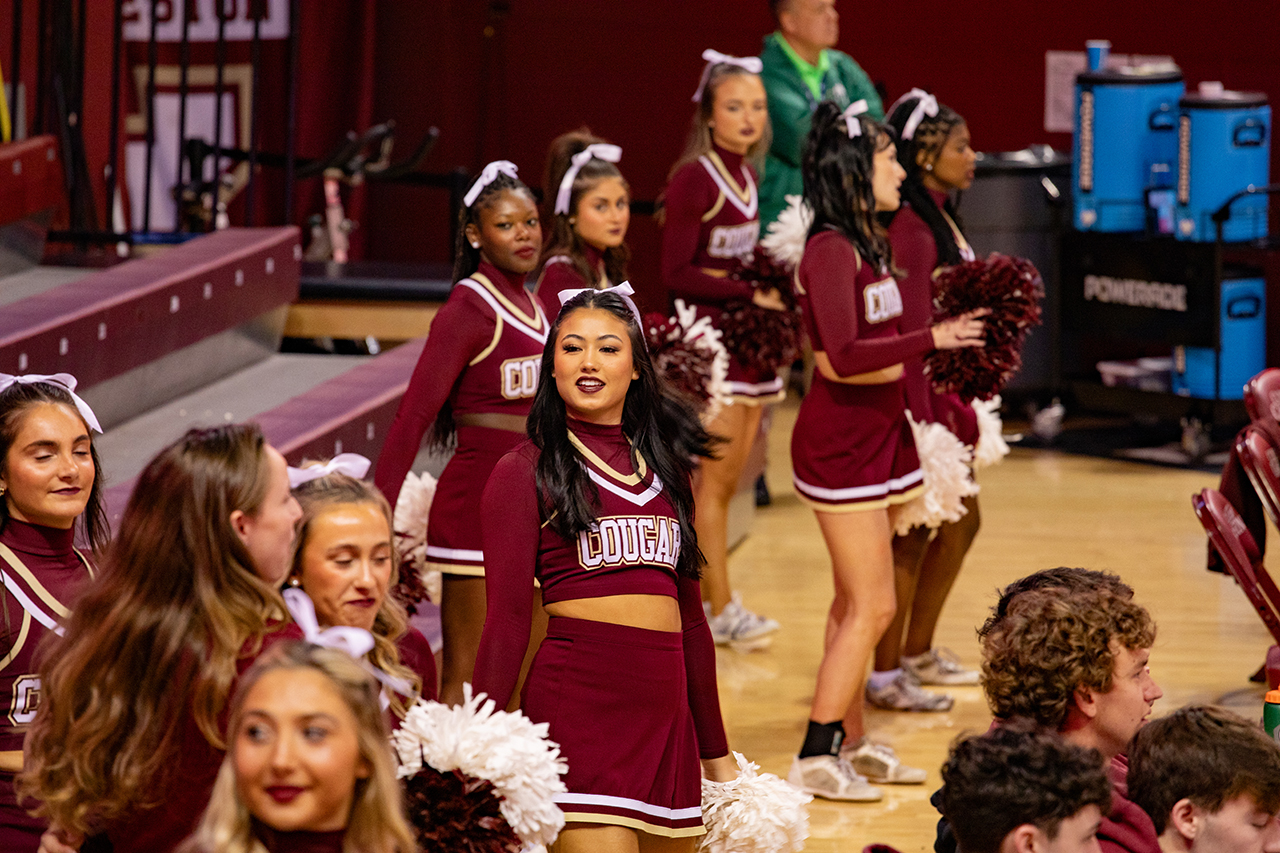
top-left (802, 100), bottom-right (895, 272)
top-left (538, 129), bottom-right (630, 287)
top-left (435, 167), bottom-right (537, 450)
top-left (884, 93), bottom-right (968, 266)
top-left (0, 380), bottom-right (108, 551)
top-left (526, 290), bottom-right (713, 580)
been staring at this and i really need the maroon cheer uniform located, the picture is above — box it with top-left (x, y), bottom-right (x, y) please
top-left (888, 190), bottom-right (979, 445)
top-left (104, 622), bottom-right (304, 853)
top-left (375, 262), bottom-right (548, 576)
top-left (396, 625), bottom-right (438, 704)
top-left (791, 230), bottom-right (930, 511)
top-left (0, 520), bottom-right (93, 851)
top-left (474, 419), bottom-right (727, 838)
top-left (533, 243), bottom-right (609, 319)
top-left (662, 145), bottom-right (783, 403)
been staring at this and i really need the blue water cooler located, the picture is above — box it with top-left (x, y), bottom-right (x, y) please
top-left (1172, 274), bottom-right (1267, 399)
top-left (1073, 68), bottom-right (1184, 232)
top-left (1175, 87), bottom-right (1271, 242)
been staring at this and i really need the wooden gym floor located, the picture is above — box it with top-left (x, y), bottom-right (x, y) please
top-left (718, 397), bottom-right (1267, 852)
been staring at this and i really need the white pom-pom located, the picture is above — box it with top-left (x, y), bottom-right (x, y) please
top-left (393, 471), bottom-right (441, 604)
top-left (893, 414), bottom-right (980, 536)
top-left (699, 752), bottom-right (811, 853)
top-left (392, 685), bottom-right (568, 847)
top-left (759, 195), bottom-right (812, 271)
top-left (971, 395), bottom-right (1010, 470)
top-left (673, 298), bottom-right (732, 420)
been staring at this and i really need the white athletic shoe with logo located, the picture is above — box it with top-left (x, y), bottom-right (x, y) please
top-left (839, 736), bottom-right (928, 784)
top-left (704, 593), bottom-right (780, 645)
top-left (787, 754), bottom-right (883, 802)
top-left (865, 670), bottom-right (954, 712)
top-left (902, 647), bottom-right (981, 686)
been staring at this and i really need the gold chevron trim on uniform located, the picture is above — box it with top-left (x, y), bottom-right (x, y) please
top-left (0, 543), bottom-right (72, 618)
top-left (470, 272), bottom-right (543, 331)
top-left (705, 150), bottom-right (752, 205)
top-left (700, 192), bottom-right (726, 222)
top-left (0, 610), bottom-right (30, 671)
top-left (470, 314), bottom-right (504, 365)
top-left (568, 431), bottom-right (648, 485)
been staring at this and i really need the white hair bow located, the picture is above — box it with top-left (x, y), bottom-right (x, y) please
top-left (841, 99), bottom-right (870, 138)
top-left (0, 373), bottom-right (102, 433)
top-left (463, 160), bottom-right (519, 208)
top-left (554, 143), bottom-right (623, 215)
top-left (557, 281), bottom-right (645, 331)
top-left (894, 88), bottom-right (939, 141)
top-left (692, 48), bottom-right (764, 102)
top-left (283, 588), bottom-right (413, 709)
top-left (287, 453), bottom-right (372, 489)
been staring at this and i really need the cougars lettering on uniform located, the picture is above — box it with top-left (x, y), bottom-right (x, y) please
top-left (707, 221), bottom-right (759, 260)
top-left (8, 673), bottom-right (39, 727)
top-left (500, 356), bottom-right (541, 400)
top-left (864, 278), bottom-right (904, 323)
top-left (577, 515), bottom-right (682, 571)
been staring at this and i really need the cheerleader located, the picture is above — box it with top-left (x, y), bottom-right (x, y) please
top-left (787, 101), bottom-right (985, 800)
top-left (473, 288), bottom-right (738, 851)
top-left (0, 375), bottom-right (106, 852)
top-left (532, 130), bottom-right (630, 317)
top-left (288, 457), bottom-right (438, 707)
top-left (869, 91), bottom-right (984, 712)
top-left (374, 161), bottom-right (547, 706)
top-left (179, 641), bottom-right (414, 853)
top-left (22, 423), bottom-right (305, 853)
top-left (661, 50), bottom-right (783, 644)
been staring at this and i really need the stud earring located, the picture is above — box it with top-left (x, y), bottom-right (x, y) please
top-left (288, 576), bottom-right (301, 588)
top-left (470, 241), bottom-right (480, 249)
top-left (925, 163), bottom-right (934, 171)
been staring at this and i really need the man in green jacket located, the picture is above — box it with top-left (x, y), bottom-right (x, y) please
top-left (759, 0), bottom-right (884, 227)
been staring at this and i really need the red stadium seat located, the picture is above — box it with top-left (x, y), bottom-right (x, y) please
top-left (1245, 368), bottom-right (1280, 444)
top-left (1192, 489), bottom-right (1280, 670)
top-left (1238, 426), bottom-right (1280, 532)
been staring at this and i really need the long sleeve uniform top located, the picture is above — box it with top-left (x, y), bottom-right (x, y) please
top-left (374, 261), bottom-right (548, 507)
top-left (0, 520), bottom-right (94, 849)
top-left (472, 419), bottom-right (728, 758)
top-left (796, 229), bottom-right (933, 378)
top-left (758, 33), bottom-right (883, 227)
top-left (534, 243), bottom-right (607, 319)
top-left (661, 145), bottom-right (760, 309)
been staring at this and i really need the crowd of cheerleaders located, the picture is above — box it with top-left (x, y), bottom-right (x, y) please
top-left (0, 51), bottom-right (1009, 853)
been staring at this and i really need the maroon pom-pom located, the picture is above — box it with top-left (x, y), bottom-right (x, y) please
top-left (716, 249), bottom-right (803, 374)
top-left (926, 253), bottom-right (1044, 401)
top-left (645, 311), bottom-right (717, 409)
top-left (391, 548), bottom-right (430, 617)
top-left (403, 762), bottom-right (522, 853)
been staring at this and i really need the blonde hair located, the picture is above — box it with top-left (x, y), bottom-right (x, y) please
top-left (289, 468), bottom-right (421, 717)
top-left (178, 641), bottom-right (415, 853)
top-left (20, 423), bottom-right (290, 833)
top-left (668, 63), bottom-right (772, 181)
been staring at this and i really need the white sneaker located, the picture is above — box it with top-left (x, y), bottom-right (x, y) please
top-left (787, 754), bottom-right (883, 802)
top-left (840, 736), bottom-right (927, 784)
top-left (903, 648), bottom-right (981, 686)
top-left (705, 593), bottom-right (780, 645)
top-left (865, 670), bottom-right (954, 712)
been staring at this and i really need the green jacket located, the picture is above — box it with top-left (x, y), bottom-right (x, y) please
top-left (758, 33), bottom-right (883, 227)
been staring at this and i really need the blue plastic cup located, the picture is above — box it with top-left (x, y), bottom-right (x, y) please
top-left (1086, 39), bottom-right (1111, 72)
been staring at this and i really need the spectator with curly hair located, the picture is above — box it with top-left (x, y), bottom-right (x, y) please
top-left (975, 578), bottom-right (1164, 853)
top-left (941, 721), bottom-right (1112, 853)
top-left (978, 567), bottom-right (1136, 641)
top-left (1128, 705), bottom-right (1280, 853)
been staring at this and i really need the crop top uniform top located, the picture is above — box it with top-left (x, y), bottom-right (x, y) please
top-left (473, 418), bottom-right (728, 757)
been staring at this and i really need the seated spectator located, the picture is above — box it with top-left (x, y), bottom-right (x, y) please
top-left (976, 572), bottom-right (1164, 853)
top-left (942, 721), bottom-right (1112, 853)
top-left (1128, 705), bottom-right (1280, 853)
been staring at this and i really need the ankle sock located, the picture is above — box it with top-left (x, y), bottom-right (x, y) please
top-left (799, 720), bottom-right (845, 758)
top-left (867, 668), bottom-right (902, 691)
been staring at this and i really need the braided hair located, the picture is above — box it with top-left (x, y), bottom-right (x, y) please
top-left (884, 93), bottom-right (968, 267)
top-left (802, 100), bottom-right (895, 272)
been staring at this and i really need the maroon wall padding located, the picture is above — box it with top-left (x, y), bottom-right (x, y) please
top-left (0, 136), bottom-right (62, 228)
top-left (101, 338), bottom-right (428, 523)
top-left (0, 226), bottom-right (301, 386)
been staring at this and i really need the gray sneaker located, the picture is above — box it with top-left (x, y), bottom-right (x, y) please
top-left (787, 754), bottom-right (883, 802)
top-left (705, 593), bottom-right (780, 644)
top-left (865, 670), bottom-right (954, 712)
top-left (840, 736), bottom-right (928, 784)
top-left (902, 648), bottom-right (981, 686)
